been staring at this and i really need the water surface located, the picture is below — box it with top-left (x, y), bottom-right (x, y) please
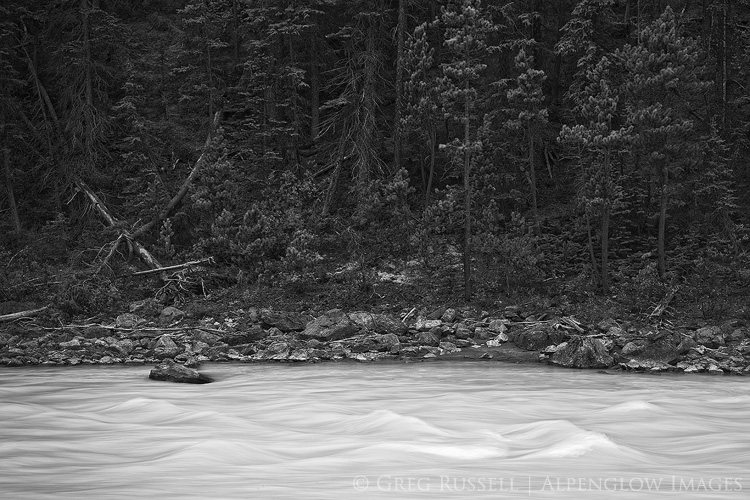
top-left (1, 363), bottom-right (748, 499)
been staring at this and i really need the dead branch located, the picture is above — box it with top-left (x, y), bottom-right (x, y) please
top-left (131, 257), bottom-right (214, 277)
top-left (132, 111), bottom-right (222, 239)
top-left (650, 285), bottom-right (679, 319)
top-left (0, 306), bottom-right (50, 323)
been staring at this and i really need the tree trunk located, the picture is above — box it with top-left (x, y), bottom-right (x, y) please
top-left (426, 125), bottom-right (436, 207)
top-left (3, 145), bottom-right (21, 232)
top-left (600, 147), bottom-right (611, 293)
top-left (528, 124), bottom-right (540, 236)
top-left (658, 165), bottom-right (668, 279)
top-left (232, 0), bottom-right (240, 67)
top-left (585, 210), bottom-right (601, 288)
top-left (310, 20), bottom-right (320, 141)
top-left (393, 0), bottom-right (406, 171)
top-left (81, 0), bottom-right (94, 157)
top-left (463, 77), bottom-right (472, 301)
top-left (721, 0), bottom-right (727, 129)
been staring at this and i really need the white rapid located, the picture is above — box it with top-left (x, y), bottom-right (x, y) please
top-left (0, 363), bottom-right (748, 499)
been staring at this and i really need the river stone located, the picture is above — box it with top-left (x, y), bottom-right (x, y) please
top-left (59, 337), bottom-right (83, 349)
top-left (222, 325), bottom-right (268, 345)
top-left (440, 308), bottom-right (458, 323)
top-left (374, 333), bottom-right (400, 350)
top-left (300, 310), bottom-right (359, 341)
top-left (115, 313), bottom-right (141, 329)
top-left (349, 312), bottom-right (407, 335)
top-left (416, 331), bottom-right (440, 347)
top-left (159, 306), bottom-right (185, 326)
top-left (153, 335), bottom-right (181, 359)
top-left (149, 359), bottom-right (212, 384)
top-left (454, 323), bottom-right (473, 339)
top-left (260, 310), bottom-right (307, 332)
top-left (439, 341), bottom-right (459, 354)
top-left (512, 326), bottom-right (567, 351)
top-left (552, 336), bottom-right (614, 369)
top-left (488, 319), bottom-right (509, 334)
top-left (129, 298), bottom-right (161, 318)
top-left (693, 326), bottom-right (724, 348)
top-left (486, 333), bottom-right (509, 347)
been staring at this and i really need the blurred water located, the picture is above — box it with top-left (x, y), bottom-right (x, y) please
top-left (0, 363), bottom-right (748, 499)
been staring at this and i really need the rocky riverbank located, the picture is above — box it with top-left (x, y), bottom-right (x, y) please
top-left (2, 300), bottom-right (750, 375)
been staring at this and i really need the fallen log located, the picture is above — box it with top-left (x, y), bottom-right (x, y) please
top-left (131, 257), bottom-right (215, 276)
top-left (132, 111), bottom-right (221, 239)
top-left (0, 305), bottom-right (49, 322)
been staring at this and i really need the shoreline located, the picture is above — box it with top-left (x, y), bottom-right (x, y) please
top-left (2, 302), bottom-right (749, 376)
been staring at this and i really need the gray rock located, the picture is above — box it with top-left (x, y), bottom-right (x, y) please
top-left (455, 323), bottom-right (473, 339)
top-left (693, 326), bottom-right (724, 348)
top-left (416, 331), bottom-right (440, 347)
top-left (474, 327), bottom-right (492, 341)
top-left (374, 333), bottom-right (400, 349)
top-left (261, 310), bottom-right (308, 332)
top-left (488, 319), bottom-right (509, 334)
top-left (129, 299), bottom-right (161, 317)
top-left (115, 313), bottom-right (141, 329)
top-left (440, 308), bottom-right (458, 323)
top-left (416, 317), bottom-right (442, 331)
top-left (300, 309), bottom-right (359, 341)
top-left (439, 341), bottom-right (459, 354)
top-left (222, 325), bottom-right (268, 345)
top-left (152, 335), bottom-right (181, 359)
top-left (159, 306), bottom-right (185, 326)
top-left (552, 336), bottom-right (614, 369)
top-left (149, 359), bottom-right (212, 384)
top-left (512, 326), bottom-right (567, 351)
top-left (348, 312), bottom-right (407, 335)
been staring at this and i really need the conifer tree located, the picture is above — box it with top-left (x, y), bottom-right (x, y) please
top-left (438, 0), bottom-right (495, 300)
top-left (559, 55), bottom-right (631, 293)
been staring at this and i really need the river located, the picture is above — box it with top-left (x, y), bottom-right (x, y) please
top-left (0, 363), bottom-right (748, 499)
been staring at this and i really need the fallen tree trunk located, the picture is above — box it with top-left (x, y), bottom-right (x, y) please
top-left (0, 306), bottom-right (49, 323)
top-left (131, 257), bottom-right (214, 276)
top-left (132, 111), bottom-right (221, 239)
top-left (74, 177), bottom-right (163, 273)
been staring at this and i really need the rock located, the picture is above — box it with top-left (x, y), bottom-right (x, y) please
top-left (149, 359), bottom-right (212, 384)
top-left (129, 299), bottom-right (161, 318)
top-left (619, 331), bottom-right (695, 364)
top-left (300, 309), bottom-right (359, 341)
top-left (348, 312), bottom-right (407, 335)
top-left (455, 339), bottom-right (474, 348)
top-left (473, 327), bottom-right (492, 341)
top-left (159, 306), bottom-right (185, 326)
top-left (597, 318), bottom-right (619, 332)
top-left (426, 307), bottom-right (447, 320)
top-left (112, 339), bottom-right (135, 356)
top-left (59, 337), bottom-right (83, 349)
top-left (621, 341), bottom-right (645, 356)
top-left (152, 335), bottom-right (181, 359)
top-left (265, 341), bottom-right (292, 360)
top-left (399, 346), bottom-right (420, 358)
top-left (115, 313), bottom-right (141, 329)
top-left (512, 326), bottom-right (567, 351)
top-left (488, 319), bottom-right (509, 334)
top-left (455, 323), bottom-right (473, 339)
top-left (693, 326), bottom-right (724, 348)
top-left (621, 359), bottom-right (672, 372)
top-left (440, 308), bottom-right (458, 323)
top-left (415, 317), bottom-right (442, 331)
top-left (486, 333), bottom-right (509, 347)
top-left (374, 333), bottom-right (400, 350)
top-left (707, 364), bottom-right (724, 375)
top-left (260, 310), bottom-right (307, 332)
top-left (439, 341), bottom-right (459, 354)
top-left (222, 326), bottom-right (268, 345)
top-left (416, 331), bottom-right (440, 347)
top-left (552, 336), bottom-right (614, 369)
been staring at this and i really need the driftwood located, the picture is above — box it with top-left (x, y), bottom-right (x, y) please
top-left (131, 257), bottom-right (214, 276)
top-left (0, 305), bottom-right (49, 322)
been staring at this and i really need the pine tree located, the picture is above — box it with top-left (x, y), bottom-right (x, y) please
top-left (559, 55), bottom-right (631, 293)
top-left (505, 47), bottom-right (548, 236)
top-left (615, 6), bottom-right (707, 279)
top-left (438, 0), bottom-right (496, 301)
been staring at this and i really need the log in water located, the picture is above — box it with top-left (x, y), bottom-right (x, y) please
top-left (0, 363), bottom-right (748, 499)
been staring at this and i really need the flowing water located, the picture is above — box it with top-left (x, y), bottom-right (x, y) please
top-left (1, 362), bottom-right (748, 499)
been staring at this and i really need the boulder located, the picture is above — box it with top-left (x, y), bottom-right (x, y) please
top-left (693, 326), bottom-right (724, 348)
top-left (488, 319), bottom-right (509, 334)
top-left (551, 336), bottom-right (614, 369)
top-left (440, 308), bottom-right (458, 323)
top-left (348, 312), bottom-right (407, 335)
top-left (454, 323), bottom-right (473, 339)
top-left (300, 309), bottom-right (359, 341)
top-left (129, 298), bottom-right (162, 318)
top-left (152, 335), bottom-right (181, 359)
top-left (222, 325), bottom-right (268, 345)
top-left (415, 317), bottom-right (442, 331)
top-left (415, 331), bottom-right (440, 347)
top-left (260, 310), bottom-right (308, 332)
top-left (159, 306), bottom-right (185, 326)
top-left (149, 359), bottom-right (212, 384)
top-left (624, 331), bottom-right (695, 364)
top-left (115, 313), bottom-right (141, 329)
top-left (512, 326), bottom-right (567, 351)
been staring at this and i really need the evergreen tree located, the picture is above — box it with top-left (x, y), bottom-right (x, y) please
top-left (559, 55), bottom-right (631, 293)
top-left (438, 0), bottom-right (495, 300)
